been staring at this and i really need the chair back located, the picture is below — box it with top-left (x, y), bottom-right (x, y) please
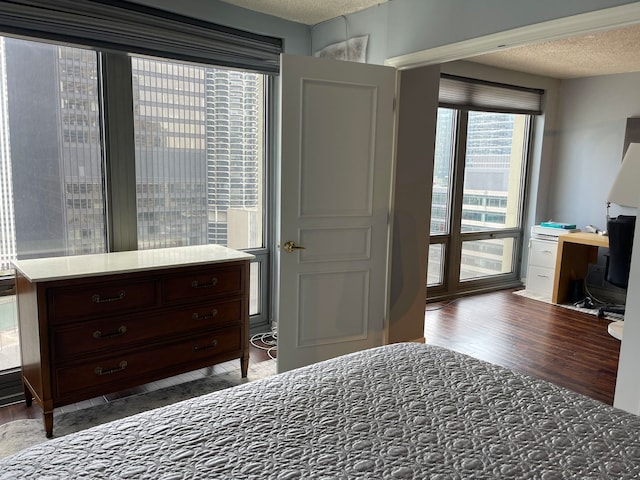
top-left (607, 215), bottom-right (636, 289)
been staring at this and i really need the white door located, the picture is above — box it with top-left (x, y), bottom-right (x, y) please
top-left (277, 54), bottom-right (396, 372)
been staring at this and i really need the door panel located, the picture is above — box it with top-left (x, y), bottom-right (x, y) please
top-left (297, 270), bottom-right (369, 347)
top-left (299, 81), bottom-right (376, 217)
top-left (298, 227), bottom-right (371, 263)
top-left (278, 54), bottom-right (396, 372)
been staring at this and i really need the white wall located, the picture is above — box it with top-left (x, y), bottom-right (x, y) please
top-left (549, 72), bottom-right (640, 413)
top-left (389, 65), bottom-right (440, 343)
top-left (550, 74), bottom-right (640, 229)
top-left (616, 220), bottom-right (640, 412)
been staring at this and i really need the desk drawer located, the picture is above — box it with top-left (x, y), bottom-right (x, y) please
top-left (51, 298), bottom-right (243, 361)
top-left (49, 280), bottom-right (158, 324)
top-left (164, 266), bottom-right (243, 303)
top-left (526, 265), bottom-right (555, 299)
top-left (529, 239), bottom-right (558, 269)
top-left (53, 326), bottom-right (241, 398)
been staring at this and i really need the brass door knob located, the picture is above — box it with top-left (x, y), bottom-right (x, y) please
top-left (283, 241), bottom-right (305, 253)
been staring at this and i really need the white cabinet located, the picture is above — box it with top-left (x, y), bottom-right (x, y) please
top-left (525, 238), bottom-right (558, 301)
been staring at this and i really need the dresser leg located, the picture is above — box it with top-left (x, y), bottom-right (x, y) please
top-left (43, 412), bottom-right (53, 438)
top-left (23, 382), bottom-right (33, 407)
top-left (241, 356), bottom-right (249, 378)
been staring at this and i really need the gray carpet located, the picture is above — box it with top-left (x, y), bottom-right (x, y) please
top-left (0, 360), bottom-right (276, 459)
top-left (513, 289), bottom-right (625, 321)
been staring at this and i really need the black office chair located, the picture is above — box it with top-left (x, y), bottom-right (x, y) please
top-left (597, 215), bottom-right (636, 318)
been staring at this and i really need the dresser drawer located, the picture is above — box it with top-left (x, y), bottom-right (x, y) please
top-left (529, 239), bottom-right (558, 269)
top-left (164, 265), bottom-right (243, 303)
top-left (53, 327), bottom-right (242, 398)
top-left (51, 298), bottom-right (243, 361)
top-left (49, 280), bottom-right (158, 324)
top-left (526, 265), bottom-right (555, 299)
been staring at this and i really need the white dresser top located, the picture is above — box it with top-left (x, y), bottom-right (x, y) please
top-left (12, 245), bottom-right (255, 282)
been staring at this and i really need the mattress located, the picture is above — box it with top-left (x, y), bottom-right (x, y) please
top-left (1, 342), bottom-right (640, 479)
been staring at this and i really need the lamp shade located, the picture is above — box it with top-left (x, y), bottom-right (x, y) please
top-left (608, 142), bottom-right (640, 207)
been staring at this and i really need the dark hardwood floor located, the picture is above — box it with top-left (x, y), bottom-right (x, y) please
top-left (424, 288), bottom-right (620, 405)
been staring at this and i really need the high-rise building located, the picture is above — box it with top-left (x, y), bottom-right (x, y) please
top-left (429, 109), bottom-right (523, 283)
top-left (0, 38), bottom-right (262, 269)
top-left (0, 39), bottom-right (16, 273)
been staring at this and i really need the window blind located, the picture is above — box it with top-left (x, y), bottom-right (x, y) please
top-left (439, 74), bottom-right (544, 115)
top-left (0, 0), bottom-right (282, 74)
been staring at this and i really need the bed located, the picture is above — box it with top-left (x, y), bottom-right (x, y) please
top-left (1, 342), bottom-right (640, 479)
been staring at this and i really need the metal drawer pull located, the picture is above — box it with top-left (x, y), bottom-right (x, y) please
top-left (191, 278), bottom-right (218, 289)
top-left (193, 339), bottom-right (218, 352)
top-left (92, 290), bottom-right (126, 303)
top-left (192, 309), bottom-right (218, 321)
top-left (93, 325), bottom-right (127, 339)
top-left (537, 274), bottom-right (550, 278)
top-left (94, 360), bottom-right (127, 376)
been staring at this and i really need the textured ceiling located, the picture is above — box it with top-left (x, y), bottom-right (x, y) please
top-left (220, 1), bottom-right (639, 79)
top-left (220, 0), bottom-right (388, 25)
top-left (468, 24), bottom-right (640, 79)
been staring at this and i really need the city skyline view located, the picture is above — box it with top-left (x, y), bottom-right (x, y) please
top-left (0, 36), bottom-right (264, 272)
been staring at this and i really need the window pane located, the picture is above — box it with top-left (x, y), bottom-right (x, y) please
top-left (461, 111), bottom-right (526, 233)
top-left (132, 57), bottom-right (264, 250)
top-left (0, 38), bottom-right (106, 370)
top-left (431, 108), bottom-right (455, 235)
top-left (250, 261), bottom-right (259, 316)
top-left (460, 238), bottom-right (515, 281)
top-left (4, 38), bottom-right (106, 261)
top-left (0, 297), bottom-right (18, 370)
top-left (427, 244), bottom-right (445, 287)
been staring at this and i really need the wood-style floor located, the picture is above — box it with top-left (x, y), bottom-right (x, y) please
top-left (424, 288), bottom-right (621, 405)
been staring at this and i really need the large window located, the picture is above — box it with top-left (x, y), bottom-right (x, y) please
top-left (0, 36), bottom-right (270, 382)
top-left (132, 57), bottom-right (264, 252)
top-left (0, 38), bottom-right (107, 374)
top-left (427, 107), bottom-right (531, 299)
top-left (427, 75), bottom-right (542, 300)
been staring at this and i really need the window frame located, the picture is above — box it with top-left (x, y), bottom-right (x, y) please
top-left (427, 107), bottom-right (533, 301)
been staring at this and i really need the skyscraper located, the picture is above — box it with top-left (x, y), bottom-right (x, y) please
top-left (0, 38), bottom-right (263, 269)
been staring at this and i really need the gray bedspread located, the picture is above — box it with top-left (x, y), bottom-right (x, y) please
top-left (1, 343), bottom-right (639, 479)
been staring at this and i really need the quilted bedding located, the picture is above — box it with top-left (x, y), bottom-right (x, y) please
top-left (1, 342), bottom-right (640, 479)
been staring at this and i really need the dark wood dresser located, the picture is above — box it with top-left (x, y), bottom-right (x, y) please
top-left (13, 245), bottom-right (254, 437)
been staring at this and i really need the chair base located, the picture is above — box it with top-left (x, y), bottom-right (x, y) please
top-left (608, 320), bottom-right (624, 340)
top-left (598, 305), bottom-right (625, 318)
